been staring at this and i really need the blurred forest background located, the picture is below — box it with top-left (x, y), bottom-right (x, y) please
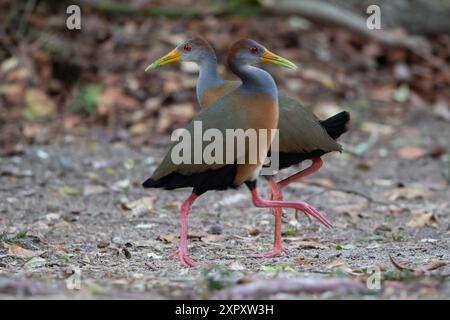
top-left (1, 0), bottom-right (449, 150)
top-left (1, 0), bottom-right (450, 299)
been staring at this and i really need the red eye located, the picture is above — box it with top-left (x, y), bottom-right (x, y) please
top-left (183, 44), bottom-right (192, 52)
top-left (249, 46), bottom-right (259, 54)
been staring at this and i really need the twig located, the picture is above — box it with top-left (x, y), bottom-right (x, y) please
top-left (212, 277), bottom-right (366, 299)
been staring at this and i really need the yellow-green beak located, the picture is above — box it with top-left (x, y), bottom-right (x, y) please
top-left (260, 50), bottom-right (297, 70)
top-left (145, 48), bottom-right (182, 71)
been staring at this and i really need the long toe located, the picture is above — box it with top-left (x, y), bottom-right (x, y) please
top-left (297, 202), bottom-right (333, 228)
top-left (178, 253), bottom-right (210, 267)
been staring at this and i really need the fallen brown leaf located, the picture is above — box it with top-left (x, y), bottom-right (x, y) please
top-left (295, 257), bottom-right (313, 265)
top-left (83, 184), bottom-right (107, 196)
top-left (156, 234), bottom-right (175, 243)
top-left (333, 203), bottom-right (366, 223)
top-left (288, 240), bottom-right (328, 249)
top-left (379, 186), bottom-right (431, 201)
top-left (4, 243), bottom-right (45, 258)
top-left (24, 88), bottom-right (57, 120)
top-left (397, 145), bottom-right (426, 160)
top-left (406, 209), bottom-right (438, 228)
top-left (373, 224), bottom-right (393, 232)
top-left (355, 162), bottom-right (371, 170)
top-left (122, 196), bottom-right (156, 214)
top-left (325, 258), bottom-right (346, 270)
top-left (244, 226), bottom-right (260, 236)
top-left (425, 146), bottom-right (447, 159)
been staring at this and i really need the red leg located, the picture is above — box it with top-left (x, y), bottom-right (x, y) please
top-left (248, 184), bottom-right (332, 229)
top-left (171, 193), bottom-right (209, 267)
top-left (277, 157), bottom-right (323, 190)
top-left (252, 179), bottom-right (288, 258)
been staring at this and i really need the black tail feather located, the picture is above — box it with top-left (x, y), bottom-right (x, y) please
top-left (320, 111), bottom-right (350, 140)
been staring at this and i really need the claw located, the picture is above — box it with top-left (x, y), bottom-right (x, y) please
top-left (172, 249), bottom-right (209, 267)
top-left (296, 208), bottom-right (312, 222)
top-left (299, 203), bottom-right (333, 229)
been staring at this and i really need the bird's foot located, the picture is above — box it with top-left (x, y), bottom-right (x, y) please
top-left (170, 249), bottom-right (209, 267)
top-left (295, 208), bottom-right (312, 222)
top-left (294, 202), bottom-right (332, 228)
top-left (250, 188), bottom-right (333, 228)
top-left (251, 246), bottom-right (288, 258)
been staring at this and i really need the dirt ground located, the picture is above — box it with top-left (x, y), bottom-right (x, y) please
top-left (1, 105), bottom-right (449, 299)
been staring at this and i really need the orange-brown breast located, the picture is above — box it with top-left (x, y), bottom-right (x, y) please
top-left (232, 93), bottom-right (278, 186)
top-left (201, 81), bottom-right (240, 108)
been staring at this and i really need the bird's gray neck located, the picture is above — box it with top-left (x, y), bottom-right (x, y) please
top-left (197, 56), bottom-right (224, 106)
top-left (229, 61), bottom-right (278, 101)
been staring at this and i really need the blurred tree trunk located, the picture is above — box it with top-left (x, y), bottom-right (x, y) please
top-left (262, 0), bottom-right (450, 35)
top-left (328, 0), bottom-right (450, 34)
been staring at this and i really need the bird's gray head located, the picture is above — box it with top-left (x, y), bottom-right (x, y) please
top-left (227, 39), bottom-right (297, 70)
top-left (145, 36), bottom-right (216, 71)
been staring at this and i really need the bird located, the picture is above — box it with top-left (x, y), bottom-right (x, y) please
top-left (143, 39), bottom-right (332, 266)
top-left (145, 37), bottom-right (349, 257)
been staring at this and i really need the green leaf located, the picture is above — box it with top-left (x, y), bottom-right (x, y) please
top-left (71, 84), bottom-right (102, 114)
top-left (393, 84), bottom-right (410, 103)
top-left (342, 244), bottom-right (355, 250)
top-left (391, 230), bottom-right (408, 241)
top-left (23, 108), bottom-right (37, 121)
top-left (364, 234), bottom-right (385, 242)
top-left (123, 159), bottom-right (135, 170)
top-left (260, 264), bottom-right (296, 272)
top-left (58, 186), bottom-right (82, 196)
top-left (15, 230), bottom-right (28, 239)
top-left (284, 228), bottom-right (297, 237)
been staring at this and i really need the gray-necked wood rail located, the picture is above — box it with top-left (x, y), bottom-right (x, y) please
top-left (146, 37), bottom-right (349, 257)
top-left (143, 39), bottom-right (332, 267)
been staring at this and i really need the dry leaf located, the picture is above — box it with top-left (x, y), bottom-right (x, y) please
top-left (24, 88), bottom-right (57, 120)
top-left (97, 87), bottom-right (138, 115)
top-left (295, 257), bottom-right (313, 265)
top-left (83, 184), bottom-right (107, 196)
top-left (5, 243), bottom-right (45, 258)
top-left (373, 224), bottom-right (393, 232)
top-left (326, 258), bottom-right (345, 270)
top-left (187, 231), bottom-right (205, 239)
top-left (333, 203), bottom-right (366, 223)
top-left (355, 162), bottom-right (371, 170)
top-left (397, 145), bottom-right (426, 160)
top-left (244, 226), bottom-right (260, 236)
top-left (380, 187), bottom-right (431, 201)
top-left (425, 146), bottom-right (447, 159)
top-left (156, 234), bottom-right (175, 243)
top-left (406, 209), bottom-right (438, 228)
top-left (288, 240), bottom-right (328, 249)
top-left (301, 68), bottom-right (337, 91)
top-left (122, 196), bottom-right (155, 214)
